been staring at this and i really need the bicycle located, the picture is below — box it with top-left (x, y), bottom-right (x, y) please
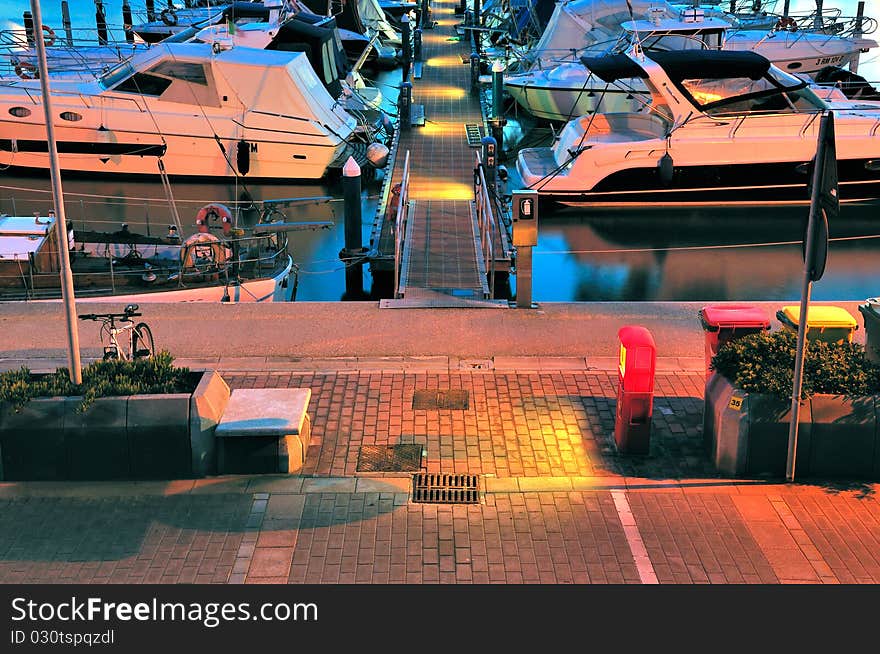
top-left (78, 304), bottom-right (156, 361)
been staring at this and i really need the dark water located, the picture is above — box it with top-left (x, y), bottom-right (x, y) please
top-left (2, 0), bottom-right (879, 301)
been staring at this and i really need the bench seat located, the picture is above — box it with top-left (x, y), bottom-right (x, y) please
top-left (215, 388), bottom-right (311, 474)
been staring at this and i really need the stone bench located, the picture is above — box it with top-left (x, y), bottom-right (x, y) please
top-left (215, 389), bottom-right (311, 474)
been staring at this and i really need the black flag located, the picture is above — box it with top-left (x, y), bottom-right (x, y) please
top-left (803, 112), bottom-right (837, 282)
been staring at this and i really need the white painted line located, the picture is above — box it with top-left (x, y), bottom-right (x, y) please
top-left (611, 490), bottom-right (658, 584)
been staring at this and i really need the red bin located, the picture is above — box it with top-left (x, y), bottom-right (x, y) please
top-left (698, 304), bottom-right (770, 381)
top-left (615, 325), bottom-right (656, 455)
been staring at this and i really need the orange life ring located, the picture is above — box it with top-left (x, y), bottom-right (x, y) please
top-left (775, 16), bottom-right (797, 31)
top-left (180, 232), bottom-right (228, 270)
top-left (195, 203), bottom-right (234, 226)
top-left (42, 25), bottom-right (57, 47)
top-left (14, 61), bottom-right (38, 79)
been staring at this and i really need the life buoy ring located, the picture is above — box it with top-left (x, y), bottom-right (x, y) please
top-left (42, 25), bottom-right (56, 47)
top-left (160, 9), bottom-right (178, 26)
top-left (180, 232), bottom-right (227, 270)
top-left (14, 61), bottom-right (38, 80)
top-left (195, 203), bottom-right (233, 226)
top-left (775, 16), bottom-right (797, 31)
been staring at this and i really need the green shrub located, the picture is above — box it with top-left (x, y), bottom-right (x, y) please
top-left (0, 351), bottom-right (194, 412)
top-left (711, 331), bottom-right (880, 400)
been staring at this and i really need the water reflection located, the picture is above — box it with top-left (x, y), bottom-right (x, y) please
top-left (529, 204), bottom-right (880, 301)
top-left (0, 171), bottom-right (383, 301)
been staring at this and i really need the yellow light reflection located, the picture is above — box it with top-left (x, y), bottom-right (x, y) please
top-left (435, 18), bottom-right (457, 26)
top-left (419, 120), bottom-right (463, 136)
top-left (423, 33), bottom-right (454, 44)
top-left (417, 85), bottom-right (466, 99)
top-left (410, 180), bottom-right (472, 200)
top-left (426, 55), bottom-right (464, 67)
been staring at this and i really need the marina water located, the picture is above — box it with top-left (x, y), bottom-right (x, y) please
top-left (1, 0), bottom-right (879, 301)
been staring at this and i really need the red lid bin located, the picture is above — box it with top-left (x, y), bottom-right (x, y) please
top-left (698, 304), bottom-right (770, 381)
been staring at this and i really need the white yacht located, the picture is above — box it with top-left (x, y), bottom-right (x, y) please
top-left (0, 42), bottom-right (367, 181)
top-left (504, 1), bottom-right (877, 122)
top-left (516, 49), bottom-right (880, 207)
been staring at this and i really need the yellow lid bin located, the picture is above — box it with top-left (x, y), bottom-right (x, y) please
top-left (776, 305), bottom-right (858, 343)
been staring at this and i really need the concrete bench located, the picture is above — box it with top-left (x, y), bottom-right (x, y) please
top-left (215, 389), bottom-right (311, 474)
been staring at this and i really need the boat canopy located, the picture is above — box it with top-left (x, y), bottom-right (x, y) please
top-left (580, 49), bottom-right (772, 84)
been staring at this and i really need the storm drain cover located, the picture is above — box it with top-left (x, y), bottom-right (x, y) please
top-left (357, 444), bottom-right (424, 472)
top-left (412, 473), bottom-right (480, 504)
top-left (412, 389), bottom-right (469, 410)
top-left (465, 123), bottom-right (484, 147)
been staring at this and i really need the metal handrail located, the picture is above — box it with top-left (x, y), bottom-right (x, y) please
top-left (473, 151), bottom-right (497, 299)
top-left (393, 150), bottom-right (411, 299)
top-left (0, 230), bottom-right (291, 300)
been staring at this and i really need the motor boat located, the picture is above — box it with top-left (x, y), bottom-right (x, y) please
top-left (515, 49), bottom-right (880, 207)
top-left (505, 4), bottom-right (878, 122)
top-left (133, 0), bottom-right (240, 43)
top-left (0, 207), bottom-right (299, 302)
top-left (0, 42), bottom-right (377, 181)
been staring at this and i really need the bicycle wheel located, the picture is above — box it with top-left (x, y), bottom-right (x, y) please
top-left (132, 323), bottom-right (155, 359)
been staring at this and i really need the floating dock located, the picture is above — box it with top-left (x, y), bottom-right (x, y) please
top-left (369, 0), bottom-right (512, 307)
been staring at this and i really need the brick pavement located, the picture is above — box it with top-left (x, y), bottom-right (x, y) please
top-left (2, 365), bottom-right (880, 585)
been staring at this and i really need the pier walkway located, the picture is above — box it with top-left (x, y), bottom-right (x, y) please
top-left (371, 0), bottom-right (510, 304)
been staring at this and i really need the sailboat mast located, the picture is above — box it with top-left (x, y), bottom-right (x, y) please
top-left (29, 0), bottom-right (82, 384)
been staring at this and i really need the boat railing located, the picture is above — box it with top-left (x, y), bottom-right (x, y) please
top-left (393, 150), bottom-right (411, 299)
top-left (1, 229), bottom-right (290, 301)
top-left (473, 151), bottom-right (501, 300)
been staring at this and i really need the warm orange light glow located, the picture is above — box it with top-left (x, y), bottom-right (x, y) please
top-left (423, 33), bottom-right (454, 44)
top-left (435, 18), bottom-right (457, 26)
top-left (688, 90), bottom-right (723, 105)
top-left (426, 55), bottom-right (464, 67)
top-left (417, 85), bottom-right (467, 99)
top-left (410, 180), bottom-right (472, 200)
top-left (419, 120), bottom-right (463, 136)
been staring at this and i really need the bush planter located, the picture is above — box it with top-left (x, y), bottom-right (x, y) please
top-left (0, 370), bottom-right (230, 481)
top-left (704, 374), bottom-right (880, 479)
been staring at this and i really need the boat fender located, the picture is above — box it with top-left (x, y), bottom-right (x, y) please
top-left (657, 153), bottom-right (674, 184)
top-left (180, 232), bottom-right (227, 270)
top-left (14, 61), bottom-right (38, 80)
top-left (160, 9), bottom-right (178, 26)
top-left (236, 139), bottom-right (251, 176)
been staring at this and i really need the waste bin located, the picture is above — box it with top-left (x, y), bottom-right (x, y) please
top-left (859, 298), bottom-right (880, 363)
top-left (698, 304), bottom-right (771, 381)
top-left (776, 305), bottom-right (858, 343)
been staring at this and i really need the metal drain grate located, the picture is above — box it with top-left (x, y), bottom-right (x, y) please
top-left (412, 474), bottom-right (480, 504)
top-left (464, 123), bottom-right (484, 147)
top-left (412, 389), bottom-right (470, 410)
top-left (357, 444), bottom-right (424, 472)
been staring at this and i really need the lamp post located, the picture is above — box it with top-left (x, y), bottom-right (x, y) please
top-left (30, 0), bottom-right (82, 384)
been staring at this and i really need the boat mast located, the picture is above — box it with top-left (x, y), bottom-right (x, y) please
top-left (30, 0), bottom-right (82, 384)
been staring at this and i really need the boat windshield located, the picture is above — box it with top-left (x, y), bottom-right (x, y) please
top-left (98, 61), bottom-right (135, 90)
top-left (678, 67), bottom-right (827, 115)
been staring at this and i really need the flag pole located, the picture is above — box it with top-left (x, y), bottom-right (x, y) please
top-left (30, 0), bottom-right (82, 384)
top-left (786, 111), bottom-right (834, 482)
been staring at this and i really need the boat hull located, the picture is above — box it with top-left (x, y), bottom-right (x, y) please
top-left (526, 159), bottom-right (880, 207)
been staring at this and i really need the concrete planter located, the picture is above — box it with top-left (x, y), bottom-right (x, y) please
top-left (0, 370), bottom-right (230, 481)
top-left (704, 374), bottom-right (879, 479)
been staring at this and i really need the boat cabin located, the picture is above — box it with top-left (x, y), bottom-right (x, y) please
top-left (581, 49), bottom-right (827, 121)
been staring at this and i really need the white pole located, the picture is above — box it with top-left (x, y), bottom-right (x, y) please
top-left (30, 0), bottom-right (82, 384)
